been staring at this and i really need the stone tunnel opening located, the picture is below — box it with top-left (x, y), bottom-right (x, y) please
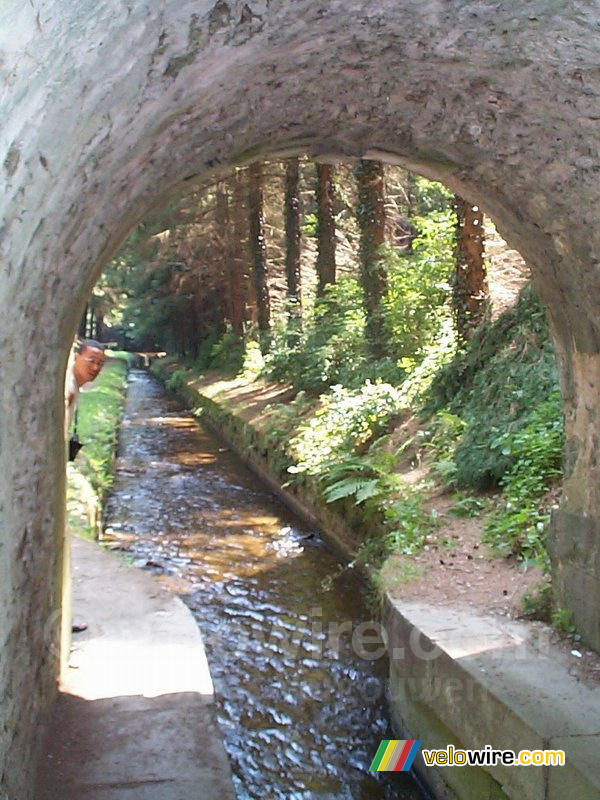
top-left (3, 2), bottom-right (600, 797)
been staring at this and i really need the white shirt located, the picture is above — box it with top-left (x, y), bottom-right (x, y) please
top-left (65, 365), bottom-right (79, 434)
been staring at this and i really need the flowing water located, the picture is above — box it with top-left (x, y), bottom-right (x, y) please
top-left (103, 370), bottom-right (427, 800)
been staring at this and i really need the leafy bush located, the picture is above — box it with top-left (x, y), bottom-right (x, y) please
top-left (380, 210), bottom-right (454, 368)
top-left (397, 318), bottom-right (458, 407)
top-left (411, 175), bottom-right (454, 215)
top-left (192, 331), bottom-right (220, 370)
top-left (208, 331), bottom-right (245, 373)
top-left (286, 381), bottom-right (404, 479)
top-left (265, 277), bottom-right (371, 391)
top-left (326, 473), bottom-right (440, 568)
top-left (241, 340), bottom-right (265, 381)
top-left (382, 484), bottom-right (441, 556)
top-left (427, 284), bottom-right (561, 489)
top-left (75, 353), bottom-right (130, 496)
top-left (166, 369), bottom-right (189, 392)
top-left (483, 394), bottom-right (563, 563)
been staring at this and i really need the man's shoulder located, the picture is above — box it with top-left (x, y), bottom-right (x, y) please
top-left (65, 367), bottom-right (78, 400)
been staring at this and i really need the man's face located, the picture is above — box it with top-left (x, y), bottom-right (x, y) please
top-left (74, 346), bottom-right (105, 386)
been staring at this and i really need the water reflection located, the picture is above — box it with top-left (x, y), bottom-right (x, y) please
top-left (104, 371), bottom-right (426, 800)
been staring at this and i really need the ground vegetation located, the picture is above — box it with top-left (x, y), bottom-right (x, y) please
top-left (66, 353), bottom-right (131, 538)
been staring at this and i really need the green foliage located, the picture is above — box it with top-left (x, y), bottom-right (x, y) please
top-left (411, 175), bottom-right (454, 215)
top-left (275, 378), bottom-right (440, 566)
top-left (521, 579), bottom-right (552, 621)
top-left (427, 284), bottom-right (560, 490)
top-left (551, 607), bottom-right (580, 639)
top-left (170, 331), bottom-right (246, 376)
top-left (286, 382), bottom-right (403, 478)
top-left (301, 211), bottom-right (319, 237)
top-left (67, 353), bottom-right (130, 539)
top-left (207, 332), bottom-right (245, 374)
top-left (483, 394), bottom-right (563, 563)
top-left (266, 206), bottom-right (456, 395)
top-left (405, 284), bottom-right (565, 564)
top-left (166, 369), bottom-right (190, 392)
top-left (381, 483), bottom-right (441, 556)
top-left (265, 277), bottom-right (372, 391)
top-left (191, 332), bottom-right (221, 370)
top-left (396, 318), bottom-right (458, 407)
top-left (380, 210), bottom-right (454, 367)
top-left (338, 477), bottom-right (440, 570)
top-left (323, 474), bottom-right (382, 505)
top-left (241, 340), bottom-right (265, 381)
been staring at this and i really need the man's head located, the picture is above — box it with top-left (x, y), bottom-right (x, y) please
top-left (73, 339), bottom-right (106, 387)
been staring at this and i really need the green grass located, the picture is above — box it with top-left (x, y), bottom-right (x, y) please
top-left (66, 352), bottom-right (130, 538)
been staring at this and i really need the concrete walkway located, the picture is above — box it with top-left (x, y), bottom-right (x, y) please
top-left (35, 536), bottom-right (236, 800)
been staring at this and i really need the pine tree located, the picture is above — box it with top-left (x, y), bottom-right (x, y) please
top-left (355, 159), bottom-right (387, 359)
top-left (453, 195), bottom-right (488, 341)
top-left (248, 162), bottom-right (271, 347)
top-left (315, 163), bottom-right (337, 296)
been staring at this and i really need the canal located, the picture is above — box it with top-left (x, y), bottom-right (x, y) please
top-left (103, 370), bottom-right (427, 800)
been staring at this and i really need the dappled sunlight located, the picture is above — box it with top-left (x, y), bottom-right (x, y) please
top-left (134, 414), bottom-right (198, 429)
top-left (105, 514), bottom-right (310, 583)
top-left (171, 450), bottom-right (218, 467)
top-left (65, 639), bottom-right (214, 701)
top-left (201, 378), bottom-right (297, 423)
top-left (153, 414), bottom-right (197, 428)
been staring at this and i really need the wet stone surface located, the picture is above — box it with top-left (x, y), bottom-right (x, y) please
top-left (104, 371), bottom-right (426, 800)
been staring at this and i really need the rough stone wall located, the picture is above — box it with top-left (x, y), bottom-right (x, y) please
top-left (2, 1), bottom-right (600, 796)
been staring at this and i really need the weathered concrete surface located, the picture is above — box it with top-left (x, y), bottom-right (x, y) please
top-left (34, 536), bottom-right (236, 800)
top-left (3, 1), bottom-right (600, 796)
top-left (385, 599), bottom-right (600, 800)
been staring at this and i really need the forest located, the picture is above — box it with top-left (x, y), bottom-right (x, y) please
top-left (88, 158), bottom-right (563, 623)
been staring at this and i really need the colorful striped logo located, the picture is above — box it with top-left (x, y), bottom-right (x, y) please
top-left (369, 739), bottom-right (422, 772)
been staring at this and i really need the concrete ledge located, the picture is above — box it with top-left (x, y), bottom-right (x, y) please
top-left (35, 536), bottom-right (236, 800)
top-left (385, 598), bottom-right (600, 800)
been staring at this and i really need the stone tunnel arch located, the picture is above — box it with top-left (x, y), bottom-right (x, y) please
top-left (2, 1), bottom-right (600, 796)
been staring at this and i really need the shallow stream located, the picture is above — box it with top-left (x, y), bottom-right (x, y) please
top-left (103, 370), bottom-right (426, 800)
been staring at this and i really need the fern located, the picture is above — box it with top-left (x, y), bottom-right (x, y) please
top-left (355, 479), bottom-right (383, 504)
top-left (323, 477), bottom-right (382, 504)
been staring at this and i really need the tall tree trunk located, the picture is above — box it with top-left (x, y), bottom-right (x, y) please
top-left (284, 157), bottom-right (302, 313)
top-left (315, 163), bottom-right (336, 296)
top-left (78, 303), bottom-right (88, 338)
top-left (230, 170), bottom-right (247, 336)
top-left (248, 162), bottom-right (271, 347)
top-left (87, 305), bottom-right (95, 339)
top-left (453, 195), bottom-right (488, 341)
top-left (95, 312), bottom-right (104, 341)
top-left (215, 180), bottom-right (233, 332)
top-left (355, 159), bottom-right (387, 359)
